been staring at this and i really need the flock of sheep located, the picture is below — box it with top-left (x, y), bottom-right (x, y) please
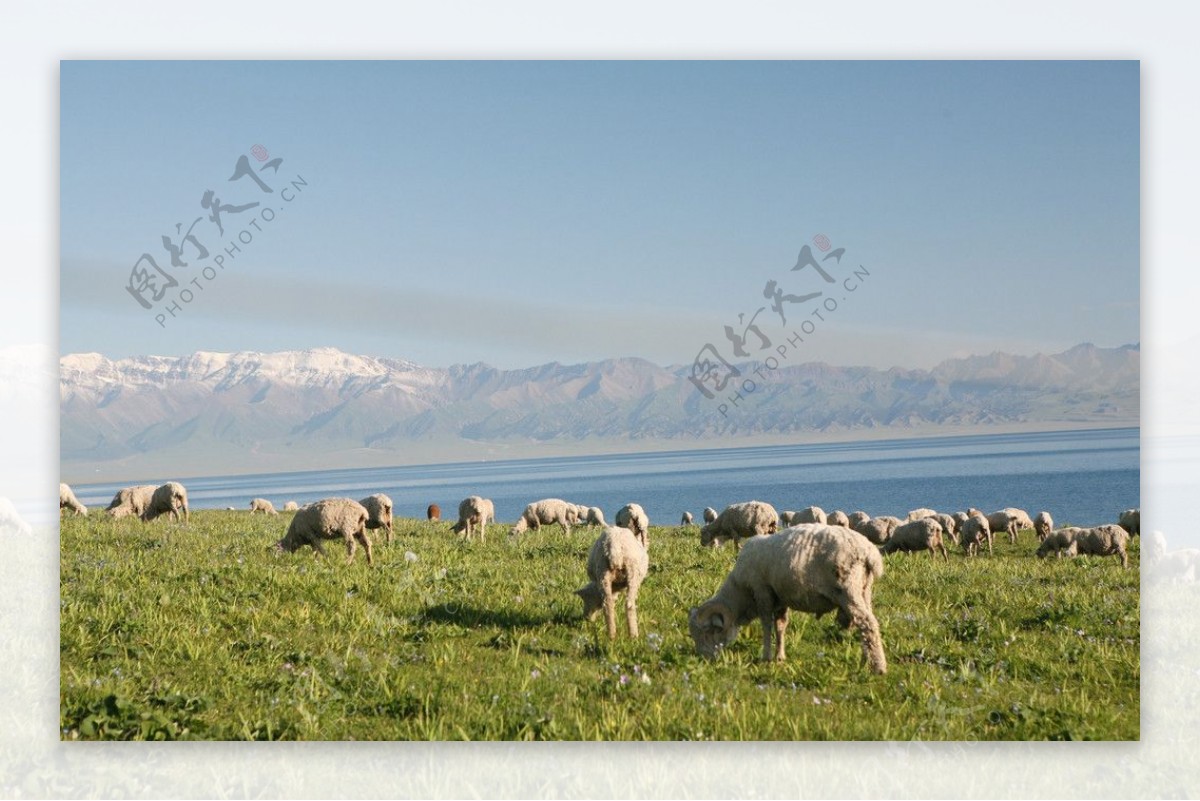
top-left (60, 480), bottom-right (1144, 676)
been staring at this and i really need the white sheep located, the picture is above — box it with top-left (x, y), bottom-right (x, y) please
top-left (906, 507), bottom-right (938, 522)
top-left (935, 513), bottom-right (959, 546)
top-left (827, 510), bottom-right (850, 528)
top-left (143, 482), bottom-right (189, 523)
top-left (688, 524), bottom-right (887, 673)
top-left (615, 503), bottom-right (649, 548)
top-left (249, 498), bottom-right (278, 516)
top-left (988, 507), bottom-right (1034, 544)
top-left (585, 506), bottom-right (606, 527)
top-left (510, 498), bottom-right (576, 537)
top-left (60, 483), bottom-right (88, 516)
top-left (1033, 511), bottom-right (1054, 542)
top-left (960, 512), bottom-right (992, 557)
top-left (793, 506), bottom-right (827, 525)
top-left (846, 511), bottom-right (871, 530)
top-left (699, 501), bottom-right (779, 552)
top-left (703, 507), bottom-right (718, 524)
top-left (275, 497), bottom-right (373, 565)
top-left (1037, 524), bottom-right (1130, 568)
top-left (359, 493), bottom-right (395, 543)
top-left (853, 516), bottom-right (895, 546)
top-left (452, 495), bottom-right (495, 541)
top-left (1118, 508), bottom-right (1140, 537)
top-left (105, 484), bottom-right (157, 519)
top-left (779, 511), bottom-right (797, 526)
top-left (575, 525), bottom-right (649, 639)
top-left (283, 501), bottom-right (300, 512)
top-left (680, 511), bottom-right (694, 526)
top-left (881, 517), bottom-right (948, 560)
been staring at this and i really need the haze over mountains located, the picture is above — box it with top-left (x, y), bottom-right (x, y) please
top-left (60, 344), bottom-right (1140, 481)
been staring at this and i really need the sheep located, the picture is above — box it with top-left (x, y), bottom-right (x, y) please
top-left (585, 506), bottom-right (606, 527)
top-left (952, 511), bottom-right (970, 530)
top-left (60, 483), bottom-right (88, 516)
top-left (274, 497), bottom-right (373, 565)
top-left (703, 507), bottom-right (718, 524)
top-left (827, 510), bottom-right (850, 528)
top-left (881, 517), bottom-right (948, 560)
top-left (700, 501), bottom-right (779, 552)
top-left (142, 482), bottom-right (189, 523)
top-left (1147, 531), bottom-right (1200, 583)
top-left (906, 508), bottom-right (938, 522)
top-left (987, 508), bottom-right (1033, 544)
top-left (1118, 508), bottom-right (1140, 537)
top-left (283, 501), bottom-right (299, 512)
top-left (509, 498), bottom-right (575, 537)
top-left (575, 525), bottom-right (649, 639)
top-left (105, 484), bottom-right (157, 519)
top-left (360, 494), bottom-right (395, 543)
top-left (793, 506), bottom-right (827, 525)
top-left (779, 511), bottom-right (797, 526)
top-left (249, 498), bottom-right (278, 516)
top-left (571, 504), bottom-right (590, 524)
top-left (681, 511), bottom-right (694, 526)
top-left (427, 504), bottom-right (441, 521)
top-left (935, 513), bottom-right (959, 545)
top-left (1037, 524), bottom-right (1130, 568)
top-left (452, 495), bottom-right (495, 541)
top-left (846, 511), bottom-right (870, 530)
top-left (615, 503), bottom-right (650, 548)
top-left (853, 517), bottom-right (896, 546)
top-left (960, 512), bottom-right (992, 556)
top-left (688, 524), bottom-right (887, 673)
top-left (1033, 511), bottom-right (1054, 542)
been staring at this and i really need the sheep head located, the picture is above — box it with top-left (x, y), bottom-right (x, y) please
top-left (699, 523), bottom-right (722, 548)
top-left (688, 601), bottom-right (736, 659)
top-left (575, 584), bottom-right (604, 620)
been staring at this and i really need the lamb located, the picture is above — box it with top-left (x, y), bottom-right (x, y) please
top-left (1033, 511), bottom-right (1054, 542)
top-left (585, 507), bottom-right (606, 527)
top-left (935, 513), bottom-right (959, 545)
top-left (427, 504), bottom-right (441, 521)
top-left (283, 501), bottom-right (300, 512)
top-left (1037, 524), bottom-right (1130, 568)
top-left (1118, 508), bottom-right (1140, 537)
top-left (59, 483), bottom-right (88, 516)
top-left (681, 511), bottom-right (694, 526)
top-left (793, 506), bottom-right (827, 525)
top-left (906, 507), bottom-right (938, 522)
top-left (452, 495), bottom-right (495, 542)
top-left (960, 512), bottom-right (992, 556)
top-left (142, 482), bottom-right (189, 523)
top-left (249, 498), bottom-right (278, 515)
top-left (360, 493), bottom-right (395, 543)
top-left (703, 507), bottom-right (718, 524)
top-left (987, 508), bottom-right (1033, 544)
top-left (827, 510), bottom-right (850, 528)
top-left (881, 517), bottom-right (948, 560)
top-left (700, 501), bottom-right (779, 551)
top-left (105, 484), bottom-right (157, 519)
top-left (509, 498), bottom-right (576, 537)
top-left (575, 525), bottom-right (649, 639)
top-left (274, 497), bottom-right (373, 566)
top-left (615, 503), bottom-right (650, 548)
top-left (846, 511), bottom-right (870, 530)
top-left (688, 524), bottom-right (887, 673)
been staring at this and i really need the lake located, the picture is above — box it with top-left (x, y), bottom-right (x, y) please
top-left (71, 427), bottom-right (1139, 529)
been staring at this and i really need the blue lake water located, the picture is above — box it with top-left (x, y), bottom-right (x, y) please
top-left (72, 427), bottom-right (1139, 529)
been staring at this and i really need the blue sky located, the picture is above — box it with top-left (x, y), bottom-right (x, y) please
top-left (60, 60), bottom-right (1139, 369)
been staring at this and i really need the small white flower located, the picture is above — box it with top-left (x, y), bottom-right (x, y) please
top-left (404, 551), bottom-right (418, 562)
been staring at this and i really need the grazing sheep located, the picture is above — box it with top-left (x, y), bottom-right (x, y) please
top-left (681, 511), bottom-right (694, 526)
top-left (1033, 511), bottom-right (1054, 542)
top-left (60, 483), bottom-right (88, 516)
top-left (1118, 508), bottom-right (1140, 537)
top-left (570, 504), bottom-right (590, 525)
top-left (793, 506), bottom-right (827, 525)
top-left (827, 510), bottom-right (850, 528)
top-left (987, 509), bottom-right (1026, 544)
top-left (275, 498), bottom-right (373, 566)
top-left (575, 525), bottom-right (649, 640)
top-left (615, 503), bottom-right (650, 548)
top-left (510, 498), bottom-right (576, 537)
top-left (906, 508), bottom-right (938, 522)
top-left (427, 504), bottom-right (441, 521)
top-left (881, 517), bottom-right (948, 560)
top-left (935, 513), bottom-right (959, 546)
top-left (143, 482), bottom-right (189, 523)
top-left (585, 506), bottom-right (606, 527)
top-left (105, 484), bottom-right (157, 519)
top-left (452, 495), bottom-right (495, 541)
top-left (703, 507), bottom-right (718, 524)
top-left (952, 511), bottom-right (970, 530)
top-left (960, 513), bottom-right (993, 557)
top-left (846, 511), bottom-right (870, 530)
top-left (360, 494), bottom-right (395, 543)
top-left (1037, 524), bottom-right (1130, 568)
top-left (853, 517), bottom-right (896, 546)
top-left (249, 498), bottom-right (278, 516)
top-left (283, 501), bottom-right (299, 512)
top-left (779, 511), bottom-right (797, 527)
top-left (1147, 531), bottom-right (1200, 583)
top-left (700, 501), bottom-right (779, 552)
top-left (688, 524), bottom-right (887, 673)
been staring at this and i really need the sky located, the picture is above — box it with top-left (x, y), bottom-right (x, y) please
top-left (60, 60), bottom-right (1140, 370)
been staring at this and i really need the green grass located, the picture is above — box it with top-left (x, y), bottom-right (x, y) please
top-left (59, 513), bottom-right (1139, 740)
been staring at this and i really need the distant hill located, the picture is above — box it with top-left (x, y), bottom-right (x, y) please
top-left (60, 344), bottom-right (1139, 481)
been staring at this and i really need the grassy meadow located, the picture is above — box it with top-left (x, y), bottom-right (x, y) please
top-left (59, 511), bottom-right (1139, 740)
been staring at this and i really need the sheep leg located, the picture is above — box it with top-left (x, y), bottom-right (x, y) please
top-left (625, 578), bottom-right (641, 639)
top-left (754, 591), bottom-right (777, 661)
top-left (386, 522), bottom-right (393, 545)
top-left (357, 529), bottom-right (374, 566)
top-left (845, 595), bottom-right (887, 674)
top-left (773, 609), bottom-right (788, 662)
top-left (601, 575), bottom-right (617, 639)
top-left (344, 534), bottom-right (358, 564)
top-left (307, 532), bottom-right (328, 557)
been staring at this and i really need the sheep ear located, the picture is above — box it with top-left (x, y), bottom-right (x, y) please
top-left (709, 613), bottom-right (725, 630)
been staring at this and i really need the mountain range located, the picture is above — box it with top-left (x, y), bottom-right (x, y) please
top-left (60, 344), bottom-right (1140, 480)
